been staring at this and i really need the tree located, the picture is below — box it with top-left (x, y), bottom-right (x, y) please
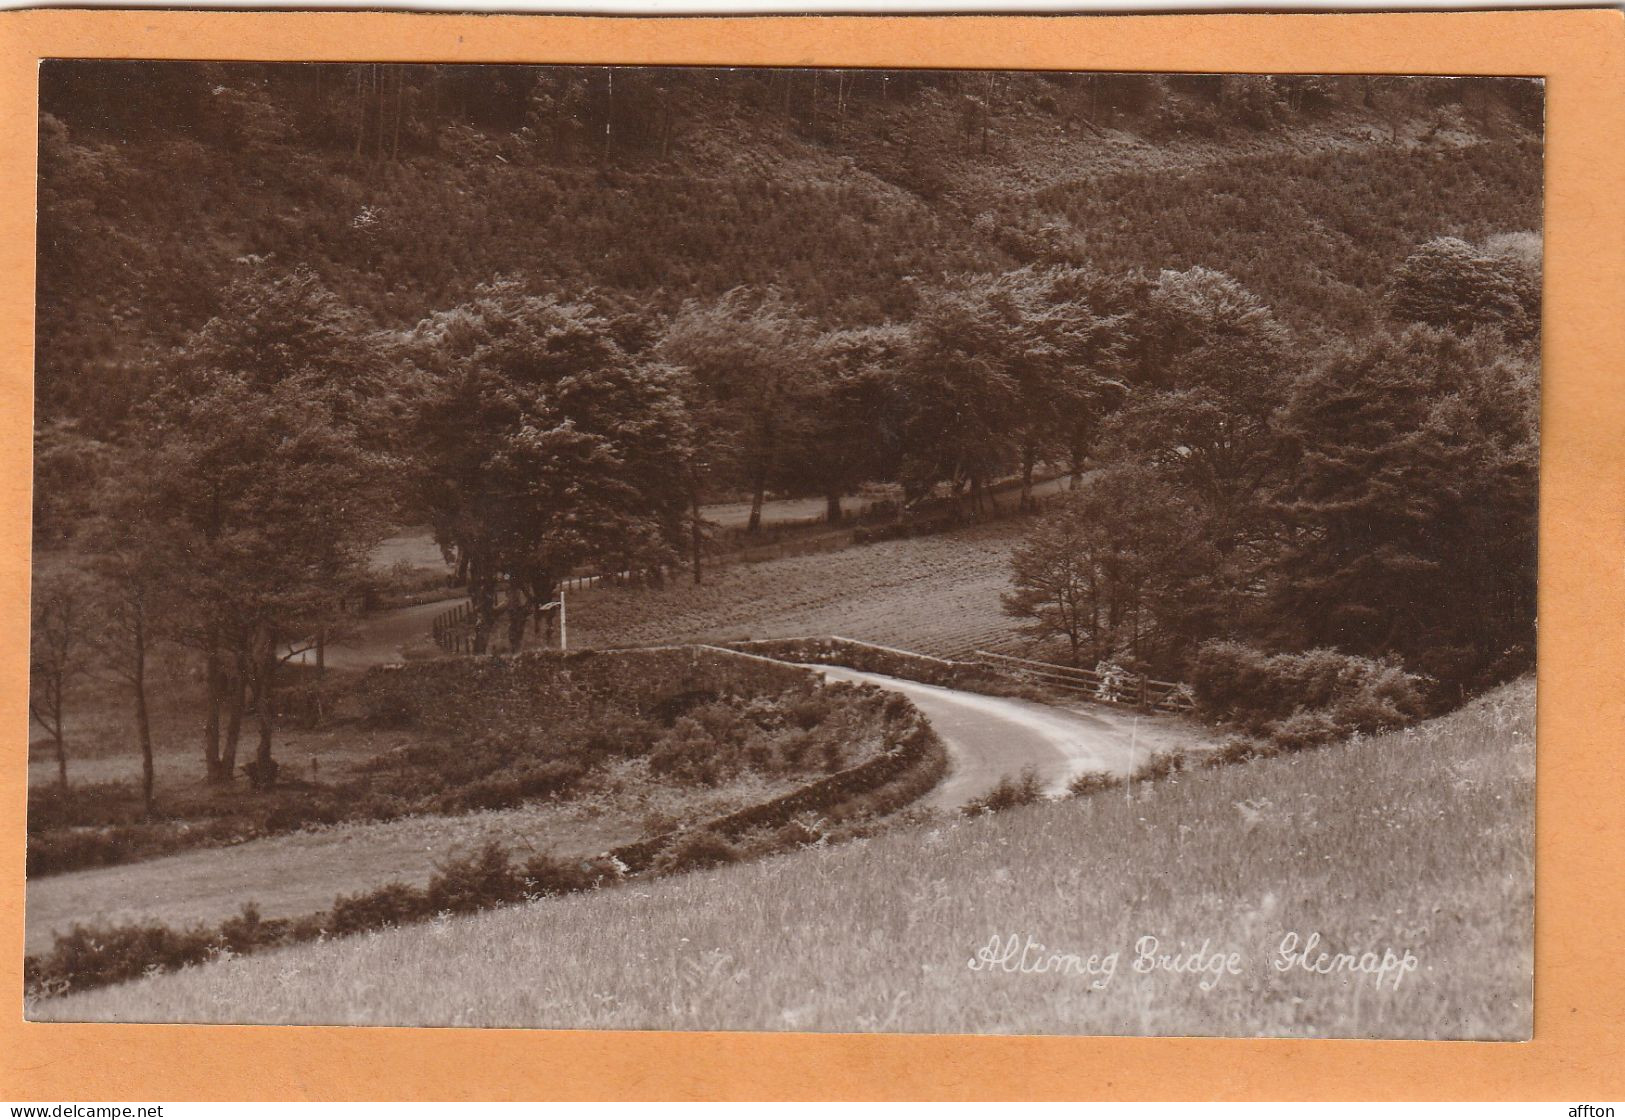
top-left (898, 266), bottom-right (1132, 517)
top-left (1103, 267), bottom-right (1292, 542)
top-left (895, 278), bottom-right (1020, 514)
top-left (659, 287), bottom-right (816, 533)
top-left (790, 324), bottom-right (910, 523)
top-left (30, 565), bottom-right (92, 788)
top-left (82, 440), bottom-right (186, 816)
top-left (405, 280), bottom-right (695, 652)
top-left (1003, 467), bottom-right (1217, 670)
top-left (1001, 266), bottom-right (1133, 508)
top-left (1268, 325), bottom-right (1538, 687)
top-left (148, 267), bottom-right (393, 784)
top-left (1389, 235), bottom-right (1540, 341)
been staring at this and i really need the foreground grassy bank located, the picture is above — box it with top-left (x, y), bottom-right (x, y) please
top-left (35, 678), bottom-right (1533, 1038)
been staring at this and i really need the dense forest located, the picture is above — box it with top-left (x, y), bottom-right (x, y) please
top-left (33, 62), bottom-right (1541, 793)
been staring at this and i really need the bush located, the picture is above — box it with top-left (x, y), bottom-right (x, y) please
top-left (648, 716), bottom-right (732, 787)
top-left (217, 902), bottom-right (271, 955)
top-left (1265, 709), bottom-right (1347, 753)
top-left (424, 842), bottom-right (526, 914)
top-left (650, 828), bottom-right (743, 875)
top-left (1199, 735), bottom-right (1277, 769)
top-left (329, 881), bottom-right (428, 934)
top-left (773, 817), bottom-right (825, 849)
top-left (26, 919), bottom-right (218, 995)
top-left (1133, 750), bottom-right (1187, 783)
top-left (435, 758), bottom-right (589, 813)
top-left (1066, 770), bottom-right (1122, 798)
top-left (581, 709), bottom-right (662, 757)
top-left (521, 853), bottom-right (625, 896)
top-left (1191, 640), bottom-right (1429, 748)
top-left (962, 767), bottom-right (1045, 817)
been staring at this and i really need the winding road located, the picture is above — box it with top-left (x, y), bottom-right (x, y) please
top-left (810, 666), bottom-right (1189, 811)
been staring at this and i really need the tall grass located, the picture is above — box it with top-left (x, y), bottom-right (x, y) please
top-left (34, 678), bottom-right (1533, 1039)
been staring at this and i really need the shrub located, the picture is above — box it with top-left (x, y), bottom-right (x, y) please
top-left (1200, 735), bottom-right (1276, 769)
top-left (1191, 640), bottom-right (1429, 745)
top-left (650, 828), bottom-right (743, 875)
top-left (962, 767), bottom-right (1045, 817)
top-left (1066, 770), bottom-right (1122, 798)
top-left (26, 919), bottom-right (218, 995)
top-left (215, 902), bottom-right (289, 955)
top-left (436, 759), bottom-right (589, 813)
top-left (424, 842), bottom-right (526, 914)
top-left (581, 709), bottom-right (662, 757)
top-left (1266, 709), bottom-right (1347, 753)
top-left (521, 853), bottom-right (625, 896)
top-left (786, 693), bottom-right (833, 730)
top-left (1133, 750), bottom-right (1187, 783)
top-left (648, 717), bottom-right (731, 787)
top-left (773, 817), bottom-right (825, 849)
top-left (329, 882), bottom-right (428, 934)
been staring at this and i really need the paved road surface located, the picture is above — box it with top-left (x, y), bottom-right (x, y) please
top-left (811, 666), bottom-right (1164, 811)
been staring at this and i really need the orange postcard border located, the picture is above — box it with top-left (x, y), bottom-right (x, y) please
top-left (0, 8), bottom-right (1621, 1102)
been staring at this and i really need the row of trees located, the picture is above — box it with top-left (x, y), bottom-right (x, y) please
top-left (1003, 236), bottom-right (1539, 690)
top-left (33, 226), bottom-right (1538, 796)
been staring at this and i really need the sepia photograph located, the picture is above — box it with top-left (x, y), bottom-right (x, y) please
top-left (24, 60), bottom-right (1540, 1039)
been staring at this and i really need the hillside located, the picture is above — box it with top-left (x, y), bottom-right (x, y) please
top-left (37, 64), bottom-right (1541, 428)
top-left (35, 677), bottom-right (1534, 1039)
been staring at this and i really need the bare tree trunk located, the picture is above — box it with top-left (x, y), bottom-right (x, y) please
top-left (825, 491), bottom-right (843, 524)
top-left (222, 652), bottom-right (246, 781)
top-left (375, 64), bottom-right (386, 160)
top-left (52, 697), bottom-right (66, 789)
top-left (391, 67), bottom-right (404, 161)
top-left (132, 613), bottom-right (155, 817)
top-left (690, 482), bottom-right (704, 586)
top-left (469, 554), bottom-right (498, 654)
top-left (353, 66), bottom-right (366, 158)
top-left (203, 626), bottom-right (225, 783)
top-left (252, 630), bottom-right (278, 787)
top-left (982, 72), bottom-right (993, 154)
top-left (747, 470), bottom-right (767, 534)
top-left (505, 580), bottom-right (530, 653)
top-left (603, 68), bottom-right (614, 164)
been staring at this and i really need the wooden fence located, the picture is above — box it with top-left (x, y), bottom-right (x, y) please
top-left (971, 650), bottom-right (1197, 713)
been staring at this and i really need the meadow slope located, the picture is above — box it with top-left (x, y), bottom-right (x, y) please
top-left (35, 678), bottom-right (1535, 1039)
top-left (566, 520), bottom-right (1033, 658)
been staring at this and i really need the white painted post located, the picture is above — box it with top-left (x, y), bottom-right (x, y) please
top-left (559, 586), bottom-right (568, 651)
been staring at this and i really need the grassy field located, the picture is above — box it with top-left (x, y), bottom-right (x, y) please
top-left (34, 678), bottom-right (1535, 1039)
top-left (23, 766), bottom-right (795, 956)
top-left (569, 519), bottom-right (1037, 659)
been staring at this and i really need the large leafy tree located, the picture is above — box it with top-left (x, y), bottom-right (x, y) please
top-left (1003, 467), bottom-right (1218, 670)
top-left (659, 287), bottom-right (816, 533)
top-left (899, 266), bottom-right (1128, 514)
top-left (1103, 267), bottom-right (1292, 544)
top-left (1268, 325), bottom-right (1538, 687)
top-left (146, 267), bottom-right (393, 783)
top-left (1389, 235), bottom-right (1540, 341)
top-left (405, 280), bottom-right (695, 652)
top-left (789, 323), bottom-right (911, 523)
